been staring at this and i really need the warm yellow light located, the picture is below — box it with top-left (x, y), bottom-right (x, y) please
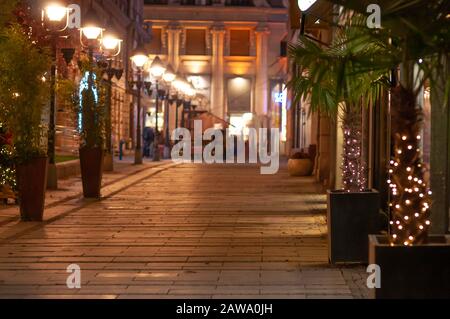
top-left (131, 54), bottom-right (149, 68)
top-left (45, 3), bottom-right (67, 22)
top-left (82, 26), bottom-right (103, 40)
top-left (163, 72), bottom-right (176, 83)
top-left (151, 66), bottom-right (165, 78)
top-left (242, 113), bottom-right (253, 122)
top-left (102, 36), bottom-right (121, 50)
top-left (149, 56), bottom-right (166, 78)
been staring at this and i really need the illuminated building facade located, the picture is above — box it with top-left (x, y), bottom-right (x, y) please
top-left (143, 0), bottom-right (289, 153)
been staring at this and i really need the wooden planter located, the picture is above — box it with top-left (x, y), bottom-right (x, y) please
top-left (287, 158), bottom-right (313, 176)
top-left (327, 189), bottom-right (382, 263)
top-left (369, 235), bottom-right (450, 299)
top-left (16, 156), bottom-right (48, 221)
top-left (79, 147), bottom-right (103, 199)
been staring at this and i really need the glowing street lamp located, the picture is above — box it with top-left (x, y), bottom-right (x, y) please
top-left (163, 64), bottom-right (176, 83)
top-left (162, 64), bottom-right (176, 156)
top-left (297, 0), bottom-right (317, 11)
top-left (101, 26), bottom-right (123, 171)
top-left (297, 0), bottom-right (317, 34)
top-left (131, 45), bottom-right (149, 69)
top-left (130, 44), bottom-right (150, 164)
top-left (80, 6), bottom-right (103, 45)
top-left (102, 33), bottom-right (122, 56)
top-left (41, 2), bottom-right (71, 190)
top-left (149, 56), bottom-right (167, 78)
top-left (43, 3), bottom-right (69, 24)
top-left (149, 56), bottom-right (167, 161)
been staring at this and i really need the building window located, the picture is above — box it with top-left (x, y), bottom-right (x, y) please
top-left (149, 28), bottom-right (162, 54)
top-left (185, 29), bottom-right (206, 55)
top-left (229, 30), bottom-right (250, 56)
top-left (227, 77), bottom-right (251, 113)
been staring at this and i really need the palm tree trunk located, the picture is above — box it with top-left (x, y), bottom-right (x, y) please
top-left (341, 103), bottom-right (367, 192)
top-left (389, 85), bottom-right (431, 245)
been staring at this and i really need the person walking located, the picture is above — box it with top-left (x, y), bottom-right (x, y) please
top-left (143, 126), bottom-right (155, 158)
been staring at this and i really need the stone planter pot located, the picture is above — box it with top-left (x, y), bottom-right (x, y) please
top-left (327, 189), bottom-right (382, 263)
top-left (287, 158), bottom-right (313, 176)
top-left (79, 147), bottom-right (103, 199)
top-left (369, 235), bottom-right (450, 299)
top-left (16, 156), bottom-right (48, 221)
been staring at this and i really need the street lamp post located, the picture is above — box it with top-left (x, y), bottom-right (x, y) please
top-left (162, 64), bottom-right (176, 158)
top-left (149, 56), bottom-right (166, 162)
top-left (42, 2), bottom-right (71, 190)
top-left (100, 27), bottom-right (123, 171)
top-left (130, 44), bottom-right (150, 165)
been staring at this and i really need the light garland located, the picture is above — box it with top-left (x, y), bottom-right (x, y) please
top-left (388, 86), bottom-right (432, 246)
top-left (0, 122), bottom-right (16, 193)
top-left (341, 106), bottom-right (366, 192)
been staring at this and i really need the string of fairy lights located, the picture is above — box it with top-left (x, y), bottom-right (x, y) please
top-left (341, 110), bottom-right (367, 192)
top-left (0, 122), bottom-right (16, 192)
top-left (388, 131), bottom-right (432, 246)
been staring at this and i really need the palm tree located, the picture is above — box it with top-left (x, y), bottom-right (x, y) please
top-left (288, 16), bottom-right (389, 193)
top-left (312, 0), bottom-right (449, 245)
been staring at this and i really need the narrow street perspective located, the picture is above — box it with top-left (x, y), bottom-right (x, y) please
top-left (0, 162), bottom-right (368, 299)
top-left (0, 0), bottom-right (449, 308)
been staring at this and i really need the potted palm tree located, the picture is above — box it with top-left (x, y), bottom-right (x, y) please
top-left (289, 17), bottom-right (389, 263)
top-left (326, 0), bottom-right (450, 298)
top-left (0, 13), bottom-right (50, 221)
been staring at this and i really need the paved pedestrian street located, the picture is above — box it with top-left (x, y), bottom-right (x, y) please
top-left (0, 163), bottom-right (369, 299)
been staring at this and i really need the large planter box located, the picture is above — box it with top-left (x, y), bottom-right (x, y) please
top-left (327, 190), bottom-right (382, 264)
top-left (16, 157), bottom-right (48, 221)
top-left (369, 235), bottom-right (450, 299)
top-left (79, 147), bottom-right (103, 199)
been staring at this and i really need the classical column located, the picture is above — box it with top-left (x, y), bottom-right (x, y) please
top-left (166, 24), bottom-right (182, 138)
top-left (166, 23), bottom-right (182, 71)
top-left (210, 24), bottom-right (226, 119)
top-left (255, 24), bottom-right (270, 128)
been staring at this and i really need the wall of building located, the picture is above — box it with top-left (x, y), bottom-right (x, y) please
top-left (143, 2), bottom-right (288, 149)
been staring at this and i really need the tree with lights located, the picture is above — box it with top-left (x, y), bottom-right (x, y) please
top-left (0, 123), bottom-right (16, 202)
top-left (324, 0), bottom-right (449, 246)
top-left (289, 16), bottom-right (389, 193)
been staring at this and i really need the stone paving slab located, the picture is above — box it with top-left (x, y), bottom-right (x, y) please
top-left (0, 163), bottom-right (369, 299)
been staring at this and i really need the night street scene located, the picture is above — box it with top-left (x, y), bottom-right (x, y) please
top-left (0, 0), bottom-right (449, 312)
